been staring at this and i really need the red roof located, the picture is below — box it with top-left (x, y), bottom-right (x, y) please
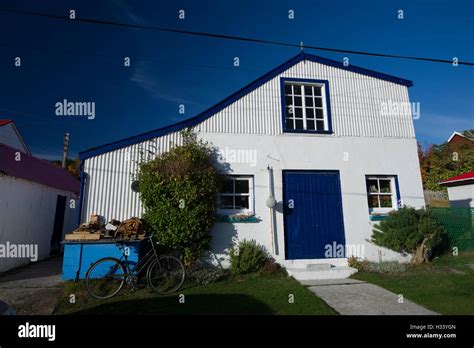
top-left (440, 171), bottom-right (474, 184)
top-left (0, 119), bottom-right (13, 127)
top-left (0, 143), bottom-right (80, 193)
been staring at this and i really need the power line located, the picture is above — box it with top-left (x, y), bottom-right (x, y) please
top-left (0, 7), bottom-right (473, 66)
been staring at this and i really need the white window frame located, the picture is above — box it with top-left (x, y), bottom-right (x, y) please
top-left (283, 81), bottom-right (329, 132)
top-left (366, 176), bottom-right (398, 214)
top-left (218, 175), bottom-right (254, 216)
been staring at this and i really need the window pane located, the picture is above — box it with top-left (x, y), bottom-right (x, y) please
top-left (285, 118), bottom-right (295, 130)
top-left (315, 109), bottom-right (324, 119)
top-left (315, 97), bottom-right (323, 107)
top-left (235, 179), bottom-right (249, 194)
top-left (306, 108), bottom-right (314, 119)
top-left (368, 195), bottom-right (379, 208)
top-left (285, 96), bottom-right (292, 105)
top-left (294, 108), bottom-right (303, 118)
top-left (379, 180), bottom-right (391, 193)
top-left (294, 96), bottom-right (302, 106)
top-left (314, 86), bottom-right (322, 96)
top-left (222, 179), bottom-right (234, 194)
top-left (293, 85), bottom-right (302, 95)
top-left (235, 196), bottom-right (249, 209)
top-left (306, 120), bottom-right (315, 130)
top-left (295, 119), bottom-right (304, 129)
top-left (367, 179), bottom-right (379, 193)
top-left (284, 84), bottom-right (292, 95)
top-left (305, 97), bottom-right (314, 107)
top-left (316, 120), bottom-right (324, 130)
top-left (219, 195), bottom-right (234, 209)
top-left (285, 106), bottom-right (294, 117)
top-left (304, 86), bottom-right (313, 96)
top-left (380, 195), bottom-right (393, 208)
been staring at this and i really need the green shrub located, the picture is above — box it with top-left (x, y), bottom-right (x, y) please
top-left (137, 130), bottom-right (221, 265)
top-left (229, 240), bottom-right (270, 275)
top-left (371, 206), bottom-right (446, 264)
top-left (348, 256), bottom-right (366, 272)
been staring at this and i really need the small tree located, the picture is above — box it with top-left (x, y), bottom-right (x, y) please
top-left (137, 130), bottom-right (220, 265)
top-left (371, 207), bottom-right (445, 264)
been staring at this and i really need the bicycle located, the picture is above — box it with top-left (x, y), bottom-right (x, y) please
top-left (85, 235), bottom-right (185, 299)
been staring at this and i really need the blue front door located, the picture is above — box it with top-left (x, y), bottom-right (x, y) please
top-left (283, 170), bottom-right (346, 259)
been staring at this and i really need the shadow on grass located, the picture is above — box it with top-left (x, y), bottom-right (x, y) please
top-left (71, 294), bottom-right (273, 315)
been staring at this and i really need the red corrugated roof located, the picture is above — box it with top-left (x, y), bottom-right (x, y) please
top-left (0, 119), bottom-right (13, 127)
top-left (0, 143), bottom-right (80, 193)
top-left (439, 171), bottom-right (474, 184)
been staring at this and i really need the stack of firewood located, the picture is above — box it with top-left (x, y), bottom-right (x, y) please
top-left (64, 215), bottom-right (148, 242)
top-left (114, 217), bottom-right (147, 240)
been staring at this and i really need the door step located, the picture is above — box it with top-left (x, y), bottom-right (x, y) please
top-left (286, 266), bottom-right (357, 280)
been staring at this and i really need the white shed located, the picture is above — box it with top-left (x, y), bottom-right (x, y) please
top-left (77, 52), bottom-right (425, 277)
top-left (0, 142), bottom-right (79, 273)
top-left (439, 171), bottom-right (474, 208)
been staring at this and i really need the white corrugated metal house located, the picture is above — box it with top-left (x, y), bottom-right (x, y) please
top-left (78, 53), bottom-right (425, 278)
top-left (0, 120), bottom-right (79, 272)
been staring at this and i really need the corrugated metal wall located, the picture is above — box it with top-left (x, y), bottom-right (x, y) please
top-left (196, 60), bottom-right (415, 137)
top-left (82, 59), bottom-right (415, 223)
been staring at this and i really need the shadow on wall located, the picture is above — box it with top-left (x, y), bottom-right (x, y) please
top-left (70, 294), bottom-right (273, 315)
top-left (450, 198), bottom-right (473, 209)
top-left (206, 223), bottom-right (237, 268)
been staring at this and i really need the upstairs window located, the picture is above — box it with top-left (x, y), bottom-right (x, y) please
top-left (366, 176), bottom-right (398, 214)
top-left (282, 79), bottom-right (332, 133)
top-left (218, 176), bottom-right (254, 215)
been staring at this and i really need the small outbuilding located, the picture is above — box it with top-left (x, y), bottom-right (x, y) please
top-left (0, 121), bottom-right (80, 272)
top-left (439, 171), bottom-right (474, 209)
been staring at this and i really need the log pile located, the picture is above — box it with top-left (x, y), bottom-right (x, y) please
top-left (114, 217), bottom-right (147, 240)
top-left (64, 215), bottom-right (147, 242)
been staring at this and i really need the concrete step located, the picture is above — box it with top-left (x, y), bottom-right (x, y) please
top-left (282, 258), bottom-right (348, 269)
top-left (286, 266), bottom-right (358, 280)
top-left (306, 263), bottom-right (332, 270)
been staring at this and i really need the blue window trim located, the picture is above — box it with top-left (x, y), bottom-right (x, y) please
top-left (79, 52), bottom-right (412, 161)
top-left (280, 77), bottom-right (333, 134)
top-left (365, 174), bottom-right (401, 215)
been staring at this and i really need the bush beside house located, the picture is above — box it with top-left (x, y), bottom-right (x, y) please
top-left (137, 130), bottom-right (221, 265)
top-left (370, 206), bottom-right (446, 264)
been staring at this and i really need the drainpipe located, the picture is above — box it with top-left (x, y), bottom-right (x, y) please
top-left (266, 166), bottom-right (277, 254)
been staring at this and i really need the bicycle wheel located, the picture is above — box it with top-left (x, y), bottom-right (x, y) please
top-left (147, 255), bottom-right (185, 294)
top-left (85, 257), bottom-right (126, 299)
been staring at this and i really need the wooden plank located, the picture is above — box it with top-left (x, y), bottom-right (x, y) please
top-left (65, 233), bottom-right (101, 241)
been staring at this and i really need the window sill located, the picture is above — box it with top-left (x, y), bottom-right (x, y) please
top-left (369, 214), bottom-right (389, 221)
top-left (216, 215), bottom-right (260, 223)
top-left (283, 129), bottom-right (333, 135)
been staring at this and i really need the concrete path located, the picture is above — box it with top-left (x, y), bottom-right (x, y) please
top-left (305, 279), bottom-right (437, 315)
top-left (0, 256), bottom-right (64, 315)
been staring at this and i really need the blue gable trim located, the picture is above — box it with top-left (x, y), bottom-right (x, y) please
top-left (79, 52), bottom-right (413, 160)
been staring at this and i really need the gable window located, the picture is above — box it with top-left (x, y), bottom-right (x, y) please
top-left (281, 78), bottom-right (332, 133)
top-left (218, 175), bottom-right (254, 215)
top-left (366, 176), bottom-right (399, 214)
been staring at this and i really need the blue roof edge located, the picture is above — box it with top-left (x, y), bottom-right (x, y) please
top-left (79, 52), bottom-right (413, 160)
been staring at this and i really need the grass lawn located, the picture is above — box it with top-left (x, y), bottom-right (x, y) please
top-left (352, 252), bottom-right (474, 314)
top-left (54, 272), bottom-right (336, 315)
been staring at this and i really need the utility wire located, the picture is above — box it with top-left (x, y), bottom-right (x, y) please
top-left (0, 7), bottom-right (473, 66)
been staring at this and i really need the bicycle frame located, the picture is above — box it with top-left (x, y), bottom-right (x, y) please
top-left (117, 236), bottom-right (160, 277)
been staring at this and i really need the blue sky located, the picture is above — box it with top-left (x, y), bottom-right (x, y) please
top-left (0, 0), bottom-right (473, 159)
